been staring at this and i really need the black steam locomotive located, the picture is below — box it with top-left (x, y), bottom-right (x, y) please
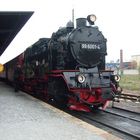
top-left (4, 15), bottom-right (122, 112)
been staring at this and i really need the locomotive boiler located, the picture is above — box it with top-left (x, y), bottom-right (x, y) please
top-left (5, 15), bottom-right (122, 112)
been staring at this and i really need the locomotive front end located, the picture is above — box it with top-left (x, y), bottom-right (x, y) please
top-left (63, 68), bottom-right (118, 112)
top-left (61, 15), bottom-right (121, 111)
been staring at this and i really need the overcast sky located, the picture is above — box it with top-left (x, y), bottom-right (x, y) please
top-left (0, 0), bottom-right (140, 64)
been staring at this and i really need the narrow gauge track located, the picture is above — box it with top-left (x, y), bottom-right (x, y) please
top-left (114, 93), bottom-right (140, 103)
top-left (105, 107), bottom-right (140, 122)
top-left (67, 109), bottom-right (140, 140)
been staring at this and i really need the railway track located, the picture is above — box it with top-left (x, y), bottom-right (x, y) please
top-left (105, 107), bottom-right (140, 122)
top-left (114, 93), bottom-right (140, 103)
top-left (66, 108), bottom-right (140, 140)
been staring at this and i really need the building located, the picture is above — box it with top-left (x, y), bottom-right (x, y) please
top-left (131, 55), bottom-right (140, 68)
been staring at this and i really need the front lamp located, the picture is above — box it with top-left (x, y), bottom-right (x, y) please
top-left (77, 74), bottom-right (86, 83)
top-left (87, 14), bottom-right (97, 25)
top-left (114, 75), bottom-right (121, 82)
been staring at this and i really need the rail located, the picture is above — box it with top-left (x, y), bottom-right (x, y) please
top-left (114, 93), bottom-right (140, 103)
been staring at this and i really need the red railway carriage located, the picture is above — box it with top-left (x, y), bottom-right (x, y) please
top-left (1, 15), bottom-right (122, 112)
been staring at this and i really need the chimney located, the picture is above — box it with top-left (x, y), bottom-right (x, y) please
top-left (120, 49), bottom-right (123, 74)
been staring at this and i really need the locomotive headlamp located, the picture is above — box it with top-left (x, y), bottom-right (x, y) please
top-left (77, 74), bottom-right (86, 83)
top-left (87, 14), bottom-right (97, 25)
top-left (114, 75), bottom-right (121, 82)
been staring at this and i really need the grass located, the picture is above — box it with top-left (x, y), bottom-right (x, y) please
top-left (119, 74), bottom-right (140, 92)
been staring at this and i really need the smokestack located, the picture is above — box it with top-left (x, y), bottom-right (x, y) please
top-left (76, 18), bottom-right (87, 28)
top-left (120, 49), bottom-right (123, 74)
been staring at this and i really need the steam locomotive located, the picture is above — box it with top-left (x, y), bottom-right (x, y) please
top-left (3, 15), bottom-right (122, 112)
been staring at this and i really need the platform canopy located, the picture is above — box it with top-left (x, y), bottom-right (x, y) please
top-left (0, 11), bottom-right (34, 56)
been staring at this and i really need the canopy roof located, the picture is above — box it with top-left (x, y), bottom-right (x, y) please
top-left (0, 11), bottom-right (34, 56)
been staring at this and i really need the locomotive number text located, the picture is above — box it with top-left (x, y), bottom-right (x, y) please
top-left (81, 43), bottom-right (100, 50)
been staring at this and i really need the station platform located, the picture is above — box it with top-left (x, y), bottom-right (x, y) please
top-left (0, 82), bottom-right (121, 140)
